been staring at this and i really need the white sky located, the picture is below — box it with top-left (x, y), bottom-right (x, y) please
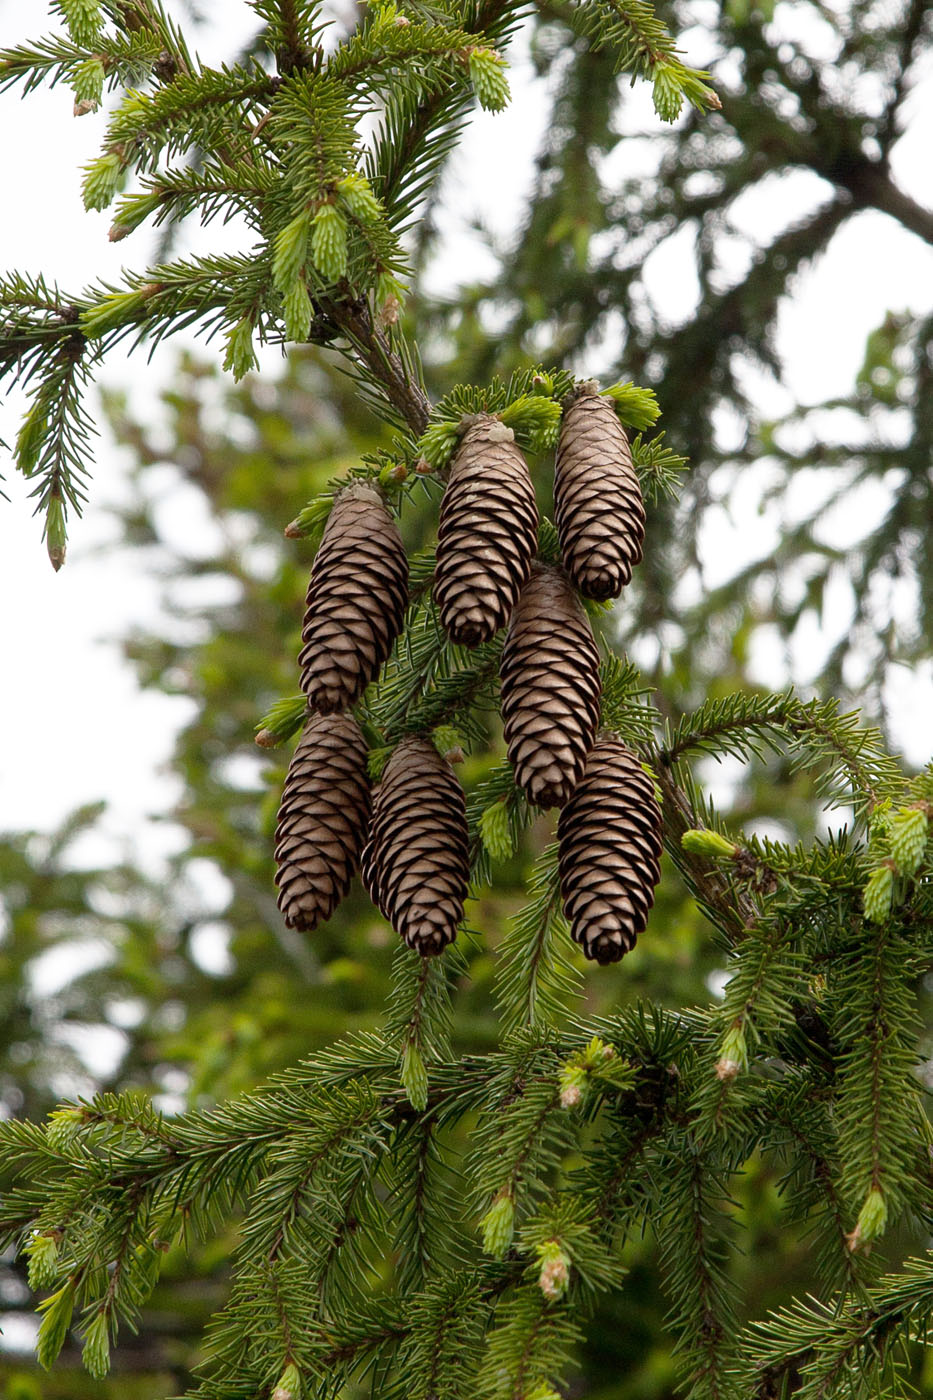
top-left (0, 0), bottom-right (932, 873)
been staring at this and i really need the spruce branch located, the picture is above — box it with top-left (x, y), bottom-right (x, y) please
top-left (494, 844), bottom-right (582, 1035)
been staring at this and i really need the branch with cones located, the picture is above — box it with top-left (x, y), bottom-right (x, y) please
top-left (269, 369), bottom-right (728, 963)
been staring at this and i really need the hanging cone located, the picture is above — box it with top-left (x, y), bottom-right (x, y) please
top-left (274, 712), bottom-right (372, 932)
top-left (434, 415), bottom-right (539, 646)
top-left (299, 482), bottom-right (409, 713)
top-left (554, 386), bottom-right (645, 600)
top-left (557, 736), bottom-right (663, 963)
top-left (360, 735), bottom-right (469, 955)
top-left (499, 564), bottom-right (601, 808)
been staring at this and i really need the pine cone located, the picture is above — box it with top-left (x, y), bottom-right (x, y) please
top-left (557, 737), bottom-right (663, 964)
top-left (434, 415), bottom-right (539, 646)
top-left (274, 712), bottom-right (372, 932)
top-left (500, 565), bottom-right (601, 808)
top-left (298, 482), bottom-right (409, 713)
top-left (554, 387), bottom-right (645, 600)
top-left (361, 735), bottom-right (469, 955)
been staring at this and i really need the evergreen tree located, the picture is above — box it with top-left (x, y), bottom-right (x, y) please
top-left (1, 3), bottom-right (932, 1399)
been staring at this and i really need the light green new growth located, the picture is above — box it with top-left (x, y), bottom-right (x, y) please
top-left (481, 1191), bottom-right (515, 1257)
top-left (81, 152), bottom-right (123, 211)
top-left (222, 316), bottom-right (259, 380)
top-left (25, 1233), bottom-right (60, 1292)
top-left (468, 47), bottom-right (511, 111)
top-left (56, 0), bottom-right (103, 47)
top-left (272, 212), bottom-right (311, 293)
top-left (310, 204), bottom-right (349, 283)
top-left (255, 694), bottom-right (308, 748)
top-left (863, 864), bottom-right (893, 923)
top-left (601, 379), bottom-right (661, 429)
top-left (283, 277), bottom-right (313, 343)
top-left (480, 797), bottom-right (515, 862)
top-left (681, 828), bottom-right (738, 859)
top-left (889, 805), bottom-right (927, 875)
top-left (401, 1040), bottom-right (429, 1111)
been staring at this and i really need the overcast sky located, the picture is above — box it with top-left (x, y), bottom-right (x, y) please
top-left (1, 0), bottom-right (932, 874)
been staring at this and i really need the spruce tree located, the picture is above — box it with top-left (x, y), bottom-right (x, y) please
top-left (1, 4), bottom-right (932, 1399)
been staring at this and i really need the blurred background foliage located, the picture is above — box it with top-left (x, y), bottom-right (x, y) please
top-left (1, 0), bottom-right (931, 1393)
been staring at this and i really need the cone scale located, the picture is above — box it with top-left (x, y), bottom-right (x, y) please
top-left (434, 415), bottom-right (539, 646)
top-left (500, 564), bottom-right (602, 808)
top-left (274, 713), bottom-right (372, 932)
top-left (361, 735), bottom-right (470, 955)
top-left (298, 482), bottom-right (409, 714)
top-left (557, 737), bottom-right (663, 963)
top-left (554, 387), bottom-right (646, 600)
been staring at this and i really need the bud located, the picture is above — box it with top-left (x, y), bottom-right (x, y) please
top-left (272, 211), bottom-right (310, 292)
top-left (272, 1361), bottom-right (302, 1400)
top-left (378, 294), bottom-right (401, 327)
top-left (715, 1021), bottom-right (747, 1082)
top-left (499, 394), bottom-right (562, 452)
top-left (69, 57), bottom-right (105, 111)
top-left (81, 288), bottom-right (151, 339)
top-left (336, 172), bottom-right (383, 224)
top-left (376, 270), bottom-right (407, 313)
top-left (414, 457), bottom-right (433, 475)
top-left (26, 1233), bottom-right (61, 1291)
top-left (45, 495), bottom-right (68, 572)
top-left (109, 189), bottom-right (164, 242)
top-left (81, 1307), bottom-right (111, 1380)
top-left (15, 401), bottom-right (47, 477)
top-left (222, 316), bottom-right (259, 381)
top-left (367, 745), bottom-right (392, 781)
top-left (401, 1041), bottom-right (428, 1111)
top-left (863, 864), bottom-right (894, 924)
top-left (481, 1192), bottom-right (515, 1258)
top-left (652, 62), bottom-right (683, 123)
top-left (416, 420), bottom-right (460, 471)
top-left (60, 0), bottom-right (104, 46)
top-left (283, 278), bottom-right (313, 344)
top-left (890, 806), bottom-right (928, 877)
top-left (868, 798), bottom-right (893, 839)
top-left (681, 828), bottom-right (738, 860)
top-left (558, 1063), bottom-right (585, 1109)
top-left (254, 694), bottom-right (308, 748)
top-left (81, 151), bottom-right (124, 212)
top-left (310, 203), bottom-right (348, 283)
top-left (46, 1105), bottom-right (84, 1152)
top-left (378, 461), bottom-right (407, 489)
top-left (479, 797), bottom-right (514, 863)
top-left (601, 381), bottom-right (662, 431)
top-left (536, 1239), bottom-right (571, 1300)
top-left (36, 1280), bottom-right (75, 1370)
top-left (284, 496), bottom-right (334, 539)
top-left (467, 47), bottom-right (511, 111)
top-left (432, 725), bottom-right (465, 760)
top-left (847, 1188), bottom-right (887, 1251)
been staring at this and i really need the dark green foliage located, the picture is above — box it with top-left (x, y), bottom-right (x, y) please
top-left (1, 0), bottom-right (932, 1398)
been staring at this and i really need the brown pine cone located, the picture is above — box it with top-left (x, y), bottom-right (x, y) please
top-left (274, 712), bottom-right (372, 932)
top-left (557, 736), bottom-right (663, 963)
top-left (360, 735), bottom-right (469, 955)
top-left (298, 482), bottom-right (409, 713)
top-left (499, 564), bottom-right (602, 808)
top-left (433, 415), bottom-right (539, 647)
top-left (554, 387), bottom-right (645, 600)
